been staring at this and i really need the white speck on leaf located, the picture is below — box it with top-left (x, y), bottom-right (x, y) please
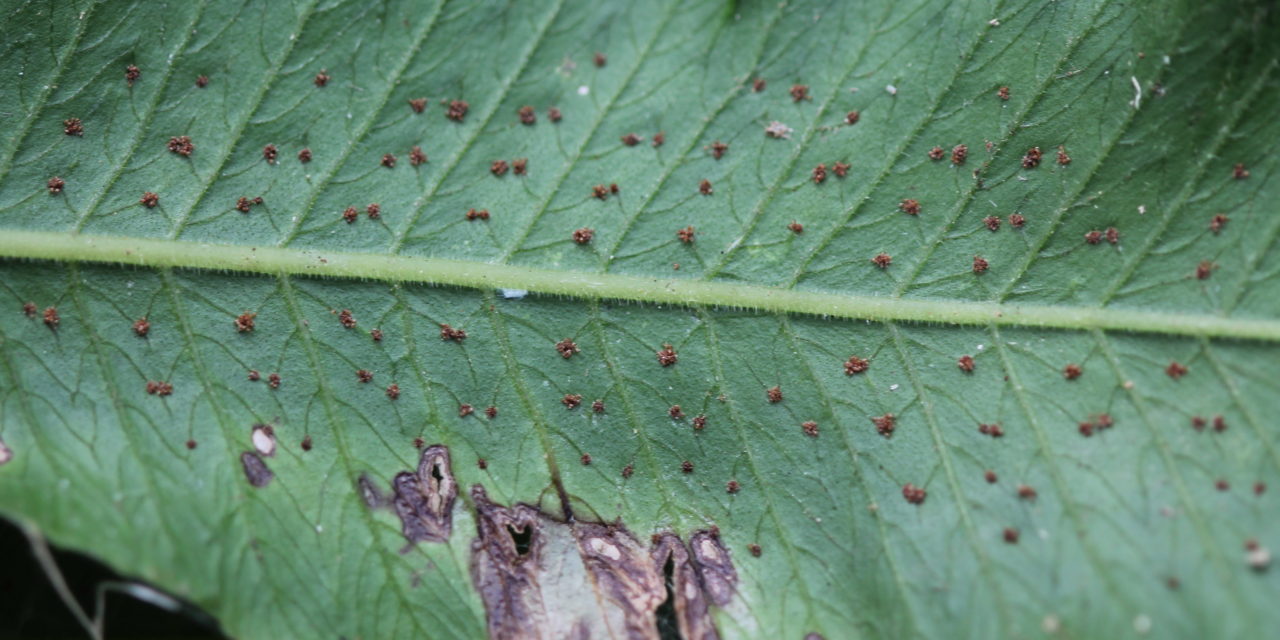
top-left (765, 121), bottom-right (793, 139)
top-left (1130, 76), bottom-right (1142, 109)
top-left (577, 85), bottom-right (589, 96)
top-left (500, 289), bottom-right (528, 299)
top-left (885, 84), bottom-right (897, 95)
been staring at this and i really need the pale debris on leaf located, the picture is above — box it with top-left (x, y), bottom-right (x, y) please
top-left (765, 121), bottom-right (793, 139)
top-left (1247, 545), bottom-right (1272, 571)
top-left (251, 424), bottom-right (276, 457)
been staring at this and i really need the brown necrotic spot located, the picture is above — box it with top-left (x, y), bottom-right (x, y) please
top-left (366, 203), bottom-right (380, 220)
top-left (1017, 484), bottom-right (1037, 500)
top-left (652, 132), bottom-right (664, 147)
top-left (594, 52), bottom-right (607, 67)
top-left (47, 177), bottom-right (65, 194)
top-left (1106, 227), bottom-right (1120, 244)
top-left (1210, 213), bottom-right (1229, 234)
top-left (145, 380), bottom-right (173, 396)
top-left (393, 445), bottom-right (457, 544)
top-left (1003, 527), bottom-right (1019, 544)
top-left (984, 469), bottom-right (997, 483)
top-left (710, 141), bottom-right (728, 159)
top-left (572, 227), bottom-right (594, 244)
top-left (301, 435), bottom-right (312, 451)
top-left (513, 158), bottom-right (527, 175)
top-left (812, 163), bottom-right (827, 184)
top-left (621, 133), bottom-right (642, 146)
top-left (592, 184), bottom-right (609, 200)
top-left (485, 406), bottom-right (498, 419)
top-left (681, 460), bottom-right (694, 474)
top-left (440, 323), bottom-right (467, 341)
top-left (1084, 230), bottom-right (1103, 245)
top-left (241, 451), bottom-right (273, 488)
top-left (978, 423), bottom-right (1004, 438)
top-left (622, 464), bottom-right (634, 478)
top-left (133, 317), bottom-right (150, 337)
top-left (580, 453), bottom-right (592, 466)
top-left (928, 146), bottom-right (945, 161)
top-left (676, 226), bottom-right (696, 243)
top-left (63, 118), bottom-right (83, 136)
top-left (1056, 145), bottom-right (1071, 165)
top-left (1213, 415), bottom-right (1227, 432)
top-left (726, 480), bottom-right (739, 494)
top-left (342, 206), bottom-right (358, 224)
top-left (1233, 163), bottom-right (1249, 180)
top-left (752, 77), bottom-right (766, 92)
top-left (22, 302), bottom-right (36, 317)
top-left (247, 369), bottom-right (260, 382)
top-left (477, 457), bottom-right (488, 469)
top-left (1196, 260), bottom-right (1216, 280)
top-left (547, 106), bottom-right (562, 122)
top-left (186, 439), bottom-right (197, 450)
top-left (465, 208), bottom-right (490, 221)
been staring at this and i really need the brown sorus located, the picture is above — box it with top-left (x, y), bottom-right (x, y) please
top-left (42, 306), bottom-right (60, 329)
top-left (984, 216), bottom-right (1001, 232)
top-left (132, 317), bottom-right (150, 337)
top-left (364, 203), bottom-right (380, 220)
top-left (951, 144), bottom-right (968, 165)
top-left (439, 323), bottom-right (466, 341)
top-left (408, 97), bottom-right (427, 113)
top-left (669, 405), bottom-right (685, 419)
top-left (609, 183), bottom-right (619, 194)
top-left (1210, 213), bottom-right (1229, 234)
top-left (972, 255), bottom-right (989, 274)
top-left (1191, 415), bottom-right (1207, 431)
top-left (1009, 213), bottom-right (1026, 228)
top-left (812, 163), bottom-right (827, 184)
top-left (1213, 415), bottom-right (1227, 433)
top-left (802, 421), bottom-right (819, 437)
top-left (1166, 361), bottom-right (1188, 379)
top-left (268, 373), bottom-right (281, 389)
top-left (621, 464), bottom-right (634, 478)
top-left (262, 144), bottom-right (278, 164)
top-left (459, 403), bottom-right (474, 417)
top-left (1017, 484), bottom-right (1037, 500)
top-left (1233, 163), bottom-right (1249, 180)
top-left (656, 344), bottom-right (678, 367)
top-left (146, 380), bottom-right (174, 396)
top-left (710, 141), bottom-right (728, 159)
top-left (139, 191), bottom-right (159, 208)
top-left (681, 460), bottom-right (694, 474)
top-left (484, 406), bottom-right (498, 419)
top-left (167, 136), bottom-right (194, 156)
top-left (997, 86), bottom-right (1010, 101)
top-left (248, 369), bottom-right (261, 382)
top-left (1056, 145), bottom-right (1071, 165)
top-left (677, 226), bottom-right (696, 243)
top-left (978, 423), bottom-right (1004, 437)
top-left (1105, 227), bottom-right (1119, 244)
top-left (580, 453), bottom-right (591, 466)
top-left (1021, 146), bottom-right (1042, 169)
top-left (726, 480), bottom-right (740, 494)
top-left (594, 52), bottom-right (606, 67)
top-left (1095, 413), bottom-right (1113, 430)
top-left (298, 148), bottom-right (312, 163)
top-left (1215, 479), bottom-right (1229, 491)
top-left (748, 543), bottom-right (762, 557)
top-left (63, 118), bottom-right (83, 136)
top-left (517, 105), bottom-right (536, 125)
top-left (1078, 420), bottom-right (1095, 437)
top-left (692, 415), bottom-right (707, 430)
top-left (928, 146), bottom-right (945, 161)
top-left (301, 435), bottom-right (313, 451)
top-left (490, 159), bottom-right (508, 176)
top-left (845, 110), bottom-right (860, 125)
top-left (234, 312), bottom-right (256, 333)
top-left (621, 133), bottom-right (642, 146)
top-left (833, 161), bottom-right (850, 178)
top-left (1003, 527), bottom-right (1019, 544)
top-left (872, 253), bottom-right (892, 269)
top-left (370, 328), bottom-right (383, 342)
top-left (873, 413), bottom-right (895, 438)
top-left (187, 439), bottom-right (198, 450)
top-left (984, 469), bottom-right (998, 483)
top-left (788, 221), bottom-right (804, 234)
top-left (22, 302), bottom-right (36, 317)
top-left (313, 70), bottom-right (329, 87)
top-left (554, 338), bottom-right (580, 359)
top-left (902, 483), bottom-right (927, 505)
top-left (699, 179), bottom-right (713, 195)
top-left (1196, 260), bottom-right (1216, 280)
top-left (381, 153), bottom-right (396, 168)
top-left (235, 197), bottom-right (251, 213)
top-left (766, 386), bottom-right (783, 403)
top-left (409, 146), bottom-right (427, 166)
top-left (592, 184), bottom-right (609, 200)
top-left (342, 206), bottom-right (359, 224)
top-left (899, 199), bottom-right (920, 215)
top-left (465, 208), bottom-right (489, 221)
top-left (789, 84), bottom-right (810, 102)
top-left (356, 369), bottom-right (373, 383)
top-left (413, 437), bottom-right (426, 449)
top-left (446, 99), bottom-right (469, 121)
top-left (844, 355), bottom-right (869, 375)
top-left (1063, 364), bottom-right (1082, 380)
top-left (752, 77), bottom-right (766, 92)
top-left (547, 106), bottom-right (562, 122)
top-left (337, 309), bottom-right (356, 328)
top-left (125, 65), bottom-right (141, 86)
top-left (592, 400), bottom-right (606, 413)
top-left (562, 394), bottom-right (583, 409)
top-left (652, 132), bottom-right (665, 147)
top-left (1084, 230), bottom-right (1103, 245)
top-left (195, 75), bottom-right (209, 88)
top-left (512, 158), bottom-right (527, 175)
top-left (572, 227), bottom-right (594, 244)
top-left (958, 355), bottom-right (975, 372)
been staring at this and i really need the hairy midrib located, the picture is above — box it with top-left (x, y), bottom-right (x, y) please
top-left (3, 230), bottom-right (1277, 342)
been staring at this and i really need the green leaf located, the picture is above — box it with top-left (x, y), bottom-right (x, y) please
top-left (1, 0), bottom-right (1278, 638)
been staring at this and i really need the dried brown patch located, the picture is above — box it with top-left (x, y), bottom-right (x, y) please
top-left (241, 451), bottom-right (273, 487)
top-left (393, 445), bottom-right (457, 544)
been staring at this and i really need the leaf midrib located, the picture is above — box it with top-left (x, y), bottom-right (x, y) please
top-left (3, 229), bottom-right (1278, 342)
